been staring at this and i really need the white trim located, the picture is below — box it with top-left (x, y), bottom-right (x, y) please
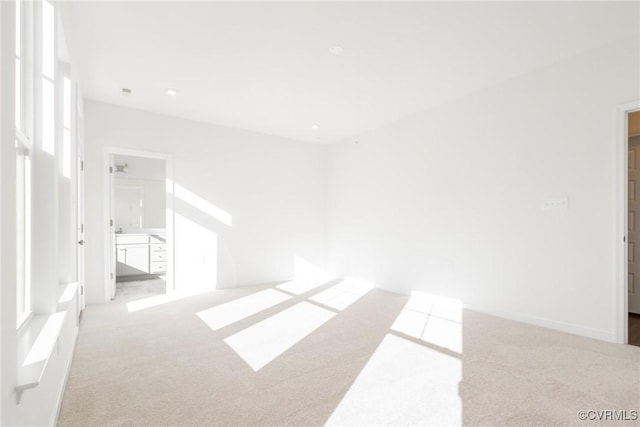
top-left (102, 146), bottom-right (175, 302)
top-left (15, 310), bottom-right (32, 331)
top-left (51, 322), bottom-right (78, 427)
top-left (15, 128), bottom-right (31, 149)
top-left (464, 303), bottom-right (616, 343)
top-left (16, 309), bottom-right (33, 335)
top-left (102, 149), bottom-right (112, 301)
top-left (615, 100), bottom-right (640, 344)
top-left (373, 283), bottom-right (617, 342)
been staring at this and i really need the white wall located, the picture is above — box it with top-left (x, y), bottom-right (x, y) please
top-left (84, 101), bottom-right (326, 303)
top-left (113, 154), bottom-right (165, 180)
top-left (0, 2), bottom-right (14, 423)
top-left (0, 4), bottom-right (4, 422)
top-left (326, 37), bottom-right (639, 342)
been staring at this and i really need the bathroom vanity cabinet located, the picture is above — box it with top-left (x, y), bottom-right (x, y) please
top-left (116, 233), bottom-right (166, 280)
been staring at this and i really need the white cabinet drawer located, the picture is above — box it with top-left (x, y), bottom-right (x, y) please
top-left (151, 261), bottom-right (166, 273)
top-left (116, 235), bottom-right (149, 245)
top-left (151, 252), bottom-right (166, 261)
top-left (151, 244), bottom-right (166, 252)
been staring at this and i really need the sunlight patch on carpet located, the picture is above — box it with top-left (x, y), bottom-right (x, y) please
top-left (277, 278), bottom-right (328, 295)
top-left (197, 289), bottom-right (291, 331)
top-left (126, 291), bottom-right (197, 313)
top-left (224, 302), bottom-right (334, 371)
top-left (391, 291), bottom-right (463, 354)
top-left (326, 333), bottom-right (462, 426)
top-left (310, 277), bottom-right (374, 310)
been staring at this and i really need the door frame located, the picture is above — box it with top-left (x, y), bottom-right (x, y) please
top-left (615, 100), bottom-right (640, 344)
top-left (102, 146), bottom-right (174, 302)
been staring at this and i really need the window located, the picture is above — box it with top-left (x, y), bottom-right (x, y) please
top-left (62, 76), bottom-right (71, 178)
top-left (42, 0), bottom-right (55, 156)
top-left (15, 0), bottom-right (33, 327)
top-left (15, 0), bottom-right (33, 138)
top-left (15, 142), bottom-right (32, 326)
top-left (15, 0), bottom-right (22, 130)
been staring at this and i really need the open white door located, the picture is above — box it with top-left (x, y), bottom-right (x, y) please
top-left (77, 156), bottom-right (85, 310)
top-left (629, 123), bottom-right (640, 314)
top-left (74, 81), bottom-right (87, 312)
top-left (108, 154), bottom-right (117, 300)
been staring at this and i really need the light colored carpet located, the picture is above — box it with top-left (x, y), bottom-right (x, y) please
top-left (115, 278), bottom-right (167, 300)
top-left (58, 281), bottom-right (640, 426)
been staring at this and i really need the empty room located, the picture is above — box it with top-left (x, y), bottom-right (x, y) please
top-left (0, 1), bottom-right (639, 426)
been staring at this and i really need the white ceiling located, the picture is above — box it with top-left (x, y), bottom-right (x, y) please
top-left (60, 1), bottom-right (638, 143)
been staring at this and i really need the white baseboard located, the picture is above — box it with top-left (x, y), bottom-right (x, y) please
top-left (373, 283), bottom-right (617, 344)
top-left (462, 303), bottom-right (617, 343)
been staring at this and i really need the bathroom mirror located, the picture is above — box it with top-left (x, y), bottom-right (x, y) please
top-left (114, 185), bottom-right (145, 230)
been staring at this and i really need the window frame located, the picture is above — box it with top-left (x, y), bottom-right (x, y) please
top-left (15, 0), bottom-right (33, 140)
top-left (15, 0), bottom-right (34, 329)
top-left (15, 135), bottom-right (32, 328)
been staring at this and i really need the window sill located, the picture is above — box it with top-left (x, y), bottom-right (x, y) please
top-left (16, 310), bottom-right (33, 332)
top-left (15, 311), bottom-right (67, 403)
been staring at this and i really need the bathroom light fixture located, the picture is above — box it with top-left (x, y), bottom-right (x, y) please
top-left (311, 124), bottom-right (320, 130)
top-left (165, 88), bottom-right (178, 96)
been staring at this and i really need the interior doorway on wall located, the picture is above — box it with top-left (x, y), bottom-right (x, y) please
top-left (628, 110), bottom-right (640, 347)
top-left (104, 148), bottom-right (174, 303)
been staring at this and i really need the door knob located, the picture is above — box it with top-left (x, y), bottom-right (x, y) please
top-left (78, 240), bottom-right (85, 245)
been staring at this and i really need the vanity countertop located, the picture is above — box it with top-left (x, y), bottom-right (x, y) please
top-left (115, 229), bottom-right (166, 236)
top-left (115, 231), bottom-right (166, 243)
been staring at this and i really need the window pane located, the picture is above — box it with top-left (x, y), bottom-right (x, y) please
top-left (42, 78), bottom-right (55, 154)
top-left (63, 77), bottom-right (71, 129)
top-left (24, 153), bottom-right (31, 314)
top-left (16, 145), bottom-right (32, 324)
top-left (15, 0), bottom-right (21, 55)
top-left (15, 58), bottom-right (21, 129)
top-left (63, 129), bottom-right (71, 178)
top-left (16, 145), bottom-right (25, 320)
top-left (42, 0), bottom-right (54, 79)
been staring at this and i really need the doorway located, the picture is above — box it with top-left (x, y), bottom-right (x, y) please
top-left (618, 102), bottom-right (640, 345)
top-left (628, 110), bottom-right (640, 346)
top-left (103, 147), bottom-right (174, 302)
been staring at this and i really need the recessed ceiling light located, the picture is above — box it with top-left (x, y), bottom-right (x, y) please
top-left (329, 45), bottom-right (343, 55)
top-left (311, 124), bottom-right (320, 130)
top-left (165, 88), bottom-right (178, 96)
top-left (121, 88), bottom-right (132, 96)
